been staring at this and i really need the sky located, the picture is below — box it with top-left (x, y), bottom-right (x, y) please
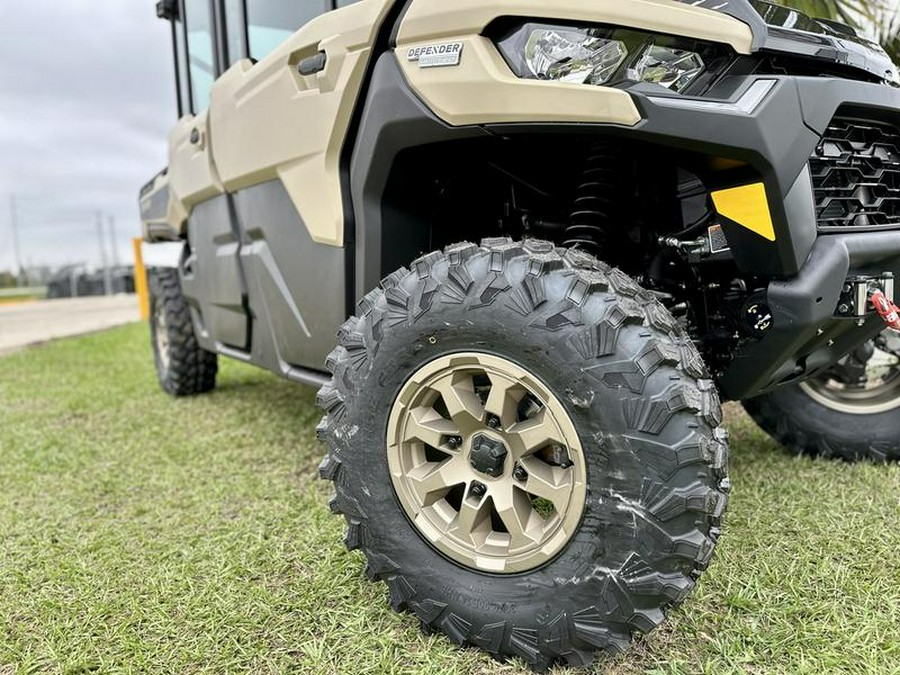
top-left (0, 1), bottom-right (175, 272)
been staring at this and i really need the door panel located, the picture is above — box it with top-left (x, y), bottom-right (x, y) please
top-left (209, 0), bottom-right (395, 246)
top-left (234, 180), bottom-right (346, 371)
top-left (180, 195), bottom-right (249, 351)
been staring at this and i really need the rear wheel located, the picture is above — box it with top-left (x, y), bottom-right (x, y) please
top-left (148, 268), bottom-right (217, 397)
top-left (317, 239), bottom-right (729, 669)
top-left (744, 331), bottom-right (900, 461)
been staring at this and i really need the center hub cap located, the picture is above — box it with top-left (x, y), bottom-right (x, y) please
top-left (469, 434), bottom-right (508, 477)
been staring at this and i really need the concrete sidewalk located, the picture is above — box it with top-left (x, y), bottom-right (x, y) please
top-left (0, 296), bottom-right (141, 356)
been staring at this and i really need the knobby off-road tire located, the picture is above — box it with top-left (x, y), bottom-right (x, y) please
top-left (317, 239), bottom-right (729, 669)
top-left (744, 383), bottom-right (900, 462)
top-left (148, 268), bottom-right (218, 397)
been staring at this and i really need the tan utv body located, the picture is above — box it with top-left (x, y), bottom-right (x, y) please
top-left (141, 0), bottom-right (900, 668)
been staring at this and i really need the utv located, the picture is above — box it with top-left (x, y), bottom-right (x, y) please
top-left (140, 0), bottom-right (900, 668)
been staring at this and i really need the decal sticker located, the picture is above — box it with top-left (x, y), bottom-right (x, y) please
top-left (407, 42), bottom-right (464, 68)
top-left (711, 183), bottom-right (776, 242)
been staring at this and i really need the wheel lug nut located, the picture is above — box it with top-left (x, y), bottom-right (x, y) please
top-left (446, 436), bottom-right (462, 449)
top-left (486, 415), bottom-right (501, 429)
top-left (514, 463), bottom-right (528, 482)
top-left (470, 482), bottom-right (486, 498)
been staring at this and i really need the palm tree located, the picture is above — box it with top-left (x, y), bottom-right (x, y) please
top-left (774, 0), bottom-right (900, 63)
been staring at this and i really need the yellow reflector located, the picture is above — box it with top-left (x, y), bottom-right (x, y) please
top-left (133, 238), bottom-right (150, 321)
top-left (711, 183), bottom-right (776, 242)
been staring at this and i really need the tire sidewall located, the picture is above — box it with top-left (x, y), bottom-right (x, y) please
top-left (750, 383), bottom-right (900, 458)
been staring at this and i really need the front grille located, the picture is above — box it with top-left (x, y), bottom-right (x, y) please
top-left (810, 117), bottom-right (900, 231)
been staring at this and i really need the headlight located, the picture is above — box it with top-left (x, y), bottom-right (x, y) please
top-left (524, 27), bottom-right (628, 85)
top-left (628, 45), bottom-right (705, 92)
top-left (495, 21), bottom-right (726, 94)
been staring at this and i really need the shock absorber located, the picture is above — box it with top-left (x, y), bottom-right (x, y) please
top-left (564, 142), bottom-right (623, 255)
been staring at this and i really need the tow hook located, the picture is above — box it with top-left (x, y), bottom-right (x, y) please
top-left (870, 288), bottom-right (900, 332)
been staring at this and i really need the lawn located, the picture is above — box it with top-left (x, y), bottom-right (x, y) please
top-left (1, 324), bottom-right (898, 674)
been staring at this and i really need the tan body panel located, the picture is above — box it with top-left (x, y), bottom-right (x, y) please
top-left (208, 0), bottom-right (394, 247)
top-left (167, 111), bottom-right (223, 234)
top-left (397, 36), bottom-right (642, 127)
top-left (397, 0), bottom-right (753, 127)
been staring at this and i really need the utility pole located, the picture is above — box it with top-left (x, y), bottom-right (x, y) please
top-left (107, 214), bottom-right (120, 268)
top-left (96, 211), bottom-right (112, 296)
top-left (10, 195), bottom-right (25, 286)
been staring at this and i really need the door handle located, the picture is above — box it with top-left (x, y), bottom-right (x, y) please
top-left (297, 51), bottom-right (327, 76)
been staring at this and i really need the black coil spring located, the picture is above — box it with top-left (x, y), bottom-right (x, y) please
top-left (563, 143), bottom-right (622, 255)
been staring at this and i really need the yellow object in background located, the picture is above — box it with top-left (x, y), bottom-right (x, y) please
top-left (132, 238), bottom-right (150, 321)
top-left (711, 183), bottom-right (777, 242)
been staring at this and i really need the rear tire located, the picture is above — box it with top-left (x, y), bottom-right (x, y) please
top-left (148, 268), bottom-right (217, 397)
top-left (317, 239), bottom-right (729, 669)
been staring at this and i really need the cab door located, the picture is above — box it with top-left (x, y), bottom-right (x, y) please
top-left (166, 0), bottom-right (249, 352)
top-left (205, 0), bottom-right (394, 371)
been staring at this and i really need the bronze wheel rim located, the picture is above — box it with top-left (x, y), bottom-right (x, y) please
top-left (800, 335), bottom-right (900, 415)
top-left (387, 353), bottom-right (587, 573)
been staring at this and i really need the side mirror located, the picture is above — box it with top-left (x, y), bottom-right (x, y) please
top-left (156, 0), bottom-right (178, 21)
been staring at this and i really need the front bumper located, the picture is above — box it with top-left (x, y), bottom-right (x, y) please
top-left (720, 231), bottom-right (900, 399)
top-left (632, 76), bottom-right (900, 398)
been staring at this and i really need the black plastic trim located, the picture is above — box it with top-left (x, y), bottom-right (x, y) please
top-left (349, 53), bottom-right (489, 301)
top-left (338, 0), bottom-right (410, 318)
top-left (672, 0), bottom-right (896, 85)
top-left (721, 231), bottom-right (900, 399)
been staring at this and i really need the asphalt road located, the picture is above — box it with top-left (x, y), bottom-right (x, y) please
top-left (0, 296), bottom-right (141, 356)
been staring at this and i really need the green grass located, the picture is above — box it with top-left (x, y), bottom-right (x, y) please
top-left (1, 324), bottom-right (898, 674)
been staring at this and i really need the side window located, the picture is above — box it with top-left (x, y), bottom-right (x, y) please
top-left (223, 0), bottom-right (247, 67)
top-left (245, 0), bottom-right (328, 62)
top-left (185, 0), bottom-right (217, 111)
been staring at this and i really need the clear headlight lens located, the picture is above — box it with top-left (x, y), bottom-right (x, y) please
top-left (524, 27), bottom-right (628, 85)
top-left (629, 45), bottom-right (705, 92)
top-left (495, 22), bottom-right (719, 94)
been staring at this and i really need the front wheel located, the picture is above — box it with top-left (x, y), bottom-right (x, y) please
top-left (744, 331), bottom-right (900, 461)
top-left (317, 239), bottom-right (729, 669)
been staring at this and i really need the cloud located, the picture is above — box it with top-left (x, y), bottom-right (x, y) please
top-left (0, 1), bottom-right (176, 271)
